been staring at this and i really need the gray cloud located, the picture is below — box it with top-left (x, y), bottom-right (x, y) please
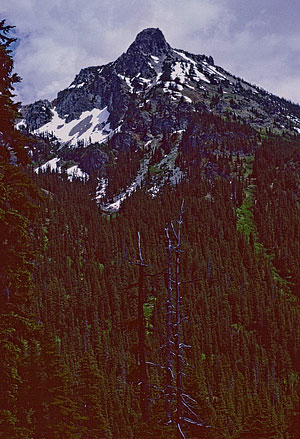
top-left (1, 0), bottom-right (299, 104)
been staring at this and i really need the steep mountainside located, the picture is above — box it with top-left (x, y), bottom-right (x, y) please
top-left (19, 28), bottom-right (300, 211)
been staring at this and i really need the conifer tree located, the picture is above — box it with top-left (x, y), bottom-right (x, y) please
top-left (0, 19), bottom-right (41, 438)
top-left (0, 19), bottom-right (39, 309)
top-left (0, 19), bottom-right (30, 164)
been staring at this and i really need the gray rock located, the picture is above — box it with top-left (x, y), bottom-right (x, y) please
top-left (22, 100), bottom-right (53, 131)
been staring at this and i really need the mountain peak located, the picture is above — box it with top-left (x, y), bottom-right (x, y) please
top-left (128, 27), bottom-right (170, 56)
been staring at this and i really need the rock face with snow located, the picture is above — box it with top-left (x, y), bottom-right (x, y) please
top-left (22, 27), bottom-right (300, 147)
top-left (21, 28), bottom-right (300, 209)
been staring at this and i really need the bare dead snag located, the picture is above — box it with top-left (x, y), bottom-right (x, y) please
top-left (165, 226), bottom-right (174, 424)
top-left (173, 201), bottom-right (185, 438)
top-left (126, 232), bottom-right (150, 422)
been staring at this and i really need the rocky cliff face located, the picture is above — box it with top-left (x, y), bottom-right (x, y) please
top-left (22, 100), bottom-right (53, 131)
top-left (21, 28), bottom-right (300, 209)
top-left (22, 27), bottom-right (300, 145)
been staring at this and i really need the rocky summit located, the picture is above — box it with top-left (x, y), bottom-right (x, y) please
top-left (19, 27), bottom-right (300, 211)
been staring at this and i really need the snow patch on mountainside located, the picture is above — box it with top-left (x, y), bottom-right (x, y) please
top-left (118, 74), bottom-right (134, 93)
top-left (147, 146), bottom-right (183, 198)
top-left (173, 50), bottom-right (229, 83)
top-left (174, 50), bottom-right (194, 63)
top-left (95, 177), bottom-right (108, 200)
top-left (173, 50), bottom-right (211, 84)
top-left (151, 55), bottom-right (160, 63)
top-left (34, 107), bottom-right (111, 146)
top-left (37, 157), bottom-right (60, 172)
top-left (287, 115), bottom-right (300, 134)
top-left (171, 62), bottom-right (190, 83)
top-left (171, 58), bottom-right (210, 86)
top-left (66, 165), bottom-right (89, 181)
top-left (202, 60), bottom-right (229, 81)
top-left (99, 150), bottom-right (153, 212)
top-left (34, 157), bottom-right (89, 181)
top-left (68, 82), bottom-right (85, 89)
top-left (193, 67), bottom-right (211, 84)
top-left (15, 119), bottom-right (26, 130)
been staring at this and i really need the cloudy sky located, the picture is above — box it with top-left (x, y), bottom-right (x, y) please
top-left (1, 0), bottom-right (300, 105)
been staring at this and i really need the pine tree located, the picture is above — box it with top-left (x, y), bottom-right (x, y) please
top-left (0, 18), bottom-right (40, 309)
top-left (0, 19), bottom-right (29, 164)
top-left (0, 19), bottom-right (41, 438)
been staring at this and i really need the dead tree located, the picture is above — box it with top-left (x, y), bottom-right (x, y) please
top-left (173, 201), bottom-right (185, 438)
top-left (165, 201), bottom-right (206, 438)
top-left (126, 232), bottom-right (150, 422)
top-left (123, 209), bottom-right (209, 434)
top-left (165, 226), bottom-right (174, 425)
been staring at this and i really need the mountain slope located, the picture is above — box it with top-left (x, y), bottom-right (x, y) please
top-left (21, 28), bottom-right (300, 140)
top-left (19, 28), bottom-right (300, 210)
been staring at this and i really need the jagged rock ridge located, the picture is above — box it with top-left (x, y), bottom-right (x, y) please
top-left (22, 27), bottom-right (300, 146)
top-left (20, 28), bottom-right (300, 209)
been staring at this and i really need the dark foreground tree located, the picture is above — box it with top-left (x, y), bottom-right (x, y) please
top-left (0, 18), bottom-right (39, 309)
top-left (0, 19), bottom-right (41, 438)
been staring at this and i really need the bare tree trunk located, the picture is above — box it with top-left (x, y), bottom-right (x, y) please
top-left (175, 249), bottom-right (183, 437)
top-left (165, 226), bottom-right (174, 424)
top-left (174, 203), bottom-right (184, 438)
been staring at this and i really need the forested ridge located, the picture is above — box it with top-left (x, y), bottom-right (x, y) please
top-left (1, 19), bottom-right (300, 439)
